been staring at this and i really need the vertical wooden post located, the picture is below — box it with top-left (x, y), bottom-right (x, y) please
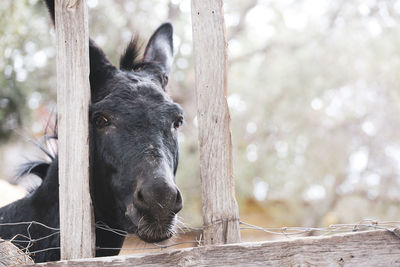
top-left (191, 0), bottom-right (241, 245)
top-left (55, 0), bottom-right (95, 259)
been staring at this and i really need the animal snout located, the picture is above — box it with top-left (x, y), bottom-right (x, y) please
top-left (133, 180), bottom-right (183, 217)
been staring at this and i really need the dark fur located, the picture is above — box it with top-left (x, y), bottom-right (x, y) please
top-left (0, 0), bottom-right (183, 263)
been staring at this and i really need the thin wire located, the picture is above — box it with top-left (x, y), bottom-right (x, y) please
top-left (0, 221), bottom-right (59, 231)
top-left (238, 220), bottom-right (400, 237)
top-left (10, 231), bottom-right (60, 244)
top-left (28, 246), bottom-right (60, 254)
top-left (0, 219), bottom-right (399, 262)
top-left (95, 222), bottom-right (128, 237)
top-left (98, 241), bottom-right (201, 251)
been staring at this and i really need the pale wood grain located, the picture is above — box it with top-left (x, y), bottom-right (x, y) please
top-left (55, 0), bottom-right (95, 260)
top-left (191, 0), bottom-right (241, 245)
top-left (27, 230), bottom-right (400, 266)
top-left (0, 239), bottom-right (33, 266)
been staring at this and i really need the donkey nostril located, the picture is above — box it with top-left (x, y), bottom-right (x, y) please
top-left (173, 190), bottom-right (183, 213)
top-left (137, 190), bottom-right (144, 202)
top-left (134, 188), bottom-right (150, 211)
top-left (176, 190), bottom-right (182, 204)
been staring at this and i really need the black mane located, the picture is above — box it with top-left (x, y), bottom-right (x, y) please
top-left (16, 120), bottom-right (57, 184)
top-left (17, 160), bottom-right (50, 181)
top-left (120, 36), bottom-right (142, 70)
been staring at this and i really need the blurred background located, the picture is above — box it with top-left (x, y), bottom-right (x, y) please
top-left (1, 0), bottom-right (400, 241)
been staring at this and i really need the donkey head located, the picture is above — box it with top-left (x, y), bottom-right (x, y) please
top-left (89, 23), bottom-right (183, 242)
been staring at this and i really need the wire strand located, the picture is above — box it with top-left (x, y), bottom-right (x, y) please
top-left (0, 219), bottom-right (399, 262)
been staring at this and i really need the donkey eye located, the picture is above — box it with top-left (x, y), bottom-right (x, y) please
top-left (172, 115), bottom-right (184, 129)
top-left (94, 115), bottom-right (110, 128)
top-left (134, 66), bottom-right (142, 72)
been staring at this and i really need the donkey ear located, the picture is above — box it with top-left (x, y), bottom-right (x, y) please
top-left (89, 39), bottom-right (117, 100)
top-left (42, 0), bottom-right (116, 100)
top-left (143, 23), bottom-right (174, 75)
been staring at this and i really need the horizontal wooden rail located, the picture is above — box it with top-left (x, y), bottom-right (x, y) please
top-left (25, 229), bottom-right (400, 266)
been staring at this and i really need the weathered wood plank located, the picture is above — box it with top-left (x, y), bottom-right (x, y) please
top-left (0, 239), bottom-right (33, 266)
top-left (25, 230), bottom-right (400, 266)
top-left (55, 0), bottom-right (95, 260)
top-left (191, 0), bottom-right (241, 245)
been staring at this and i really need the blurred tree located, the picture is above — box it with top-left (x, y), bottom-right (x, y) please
top-left (0, 0), bottom-right (55, 141)
top-left (1, 0), bottom-right (400, 229)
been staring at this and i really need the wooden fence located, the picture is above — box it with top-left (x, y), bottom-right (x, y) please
top-left (24, 0), bottom-right (400, 266)
top-left (55, 0), bottom-right (240, 259)
top-left (24, 230), bottom-right (400, 266)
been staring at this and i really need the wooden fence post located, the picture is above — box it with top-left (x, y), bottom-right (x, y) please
top-left (55, 0), bottom-right (95, 259)
top-left (191, 0), bottom-right (241, 245)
